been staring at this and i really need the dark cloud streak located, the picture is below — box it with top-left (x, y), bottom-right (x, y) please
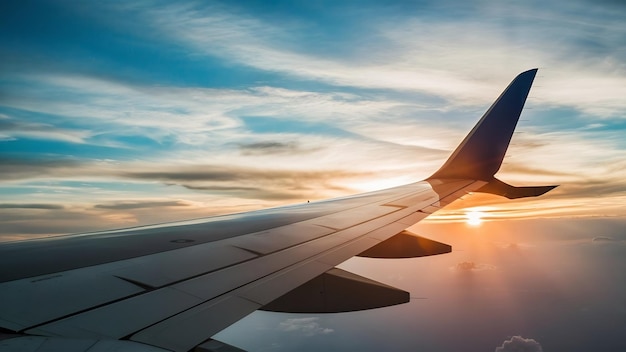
top-left (94, 200), bottom-right (189, 210)
top-left (0, 156), bottom-right (88, 180)
top-left (238, 141), bottom-right (307, 155)
top-left (182, 184), bottom-right (306, 201)
top-left (0, 203), bottom-right (64, 210)
top-left (125, 167), bottom-right (364, 200)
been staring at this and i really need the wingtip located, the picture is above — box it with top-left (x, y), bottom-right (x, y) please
top-left (520, 68), bottom-right (538, 76)
top-left (429, 69), bottom-right (538, 181)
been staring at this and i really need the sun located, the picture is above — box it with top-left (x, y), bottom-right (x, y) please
top-left (466, 211), bottom-right (484, 226)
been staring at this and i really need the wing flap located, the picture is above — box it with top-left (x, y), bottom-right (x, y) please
top-left (261, 267), bottom-right (410, 313)
top-left (358, 230), bottom-right (451, 258)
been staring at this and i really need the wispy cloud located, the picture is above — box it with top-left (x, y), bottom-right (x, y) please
top-left (0, 115), bottom-right (91, 143)
top-left (93, 200), bottom-right (189, 210)
top-left (119, 0), bottom-right (626, 116)
top-left (238, 141), bottom-right (308, 156)
top-left (277, 317), bottom-right (334, 337)
top-left (1, 73), bottom-right (409, 148)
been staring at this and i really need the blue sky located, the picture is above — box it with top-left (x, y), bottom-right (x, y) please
top-left (1, 0), bottom-right (626, 350)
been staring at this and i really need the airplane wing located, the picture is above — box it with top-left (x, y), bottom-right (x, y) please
top-left (0, 69), bottom-right (556, 352)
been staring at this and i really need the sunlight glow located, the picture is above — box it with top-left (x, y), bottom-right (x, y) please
top-left (466, 211), bottom-right (484, 226)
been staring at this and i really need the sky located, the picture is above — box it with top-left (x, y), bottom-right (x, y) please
top-left (215, 217), bottom-right (626, 352)
top-left (1, 0), bottom-right (625, 351)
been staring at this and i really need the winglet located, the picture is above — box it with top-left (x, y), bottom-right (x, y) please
top-left (429, 69), bottom-right (538, 181)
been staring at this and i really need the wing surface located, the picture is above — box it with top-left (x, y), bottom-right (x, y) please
top-left (0, 69), bottom-right (555, 352)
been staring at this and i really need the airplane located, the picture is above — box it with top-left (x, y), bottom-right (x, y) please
top-left (0, 69), bottom-right (556, 352)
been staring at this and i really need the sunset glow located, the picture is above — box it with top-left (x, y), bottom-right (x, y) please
top-left (1, 1), bottom-right (625, 351)
top-left (466, 211), bottom-right (485, 226)
top-left (1, 0), bottom-right (625, 243)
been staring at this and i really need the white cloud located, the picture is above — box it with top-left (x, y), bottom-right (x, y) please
top-left (495, 336), bottom-right (543, 352)
top-left (277, 317), bottom-right (334, 337)
top-left (123, 0), bottom-right (626, 117)
top-left (1, 72), bottom-right (450, 185)
top-left (3, 73), bottom-right (404, 146)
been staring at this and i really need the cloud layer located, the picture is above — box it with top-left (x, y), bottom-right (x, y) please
top-left (1, 0), bottom-right (625, 238)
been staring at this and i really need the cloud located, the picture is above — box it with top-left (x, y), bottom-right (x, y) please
top-left (452, 261), bottom-right (496, 272)
top-left (492, 242), bottom-right (534, 251)
top-left (592, 236), bottom-right (617, 243)
top-left (127, 167), bottom-right (363, 200)
top-left (0, 195), bottom-right (265, 239)
top-left (0, 154), bottom-right (366, 205)
top-left (0, 203), bottom-right (64, 210)
top-left (277, 317), bottom-right (333, 337)
top-left (94, 200), bottom-right (189, 210)
top-left (548, 178), bottom-right (626, 200)
top-left (0, 156), bottom-right (89, 181)
top-left (495, 336), bottom-right (543, 352)
top-left (0, 208), bottom-right (112, 238)
top-left (0, 115), bottom-right (91, 144)
top-left (124, 167), bottom-right (366, 185)
top-left (181, 185), bottom-right (304, 201)
top-left (112, 0), bottom-right (626, 117)
top-left (238, 141), bottom-right (306, 156)
top-left (3, 21), bottom-right (624, 212)
top-left (0, 72), bottom-right (416, 156)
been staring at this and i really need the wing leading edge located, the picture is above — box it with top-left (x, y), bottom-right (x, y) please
top-left (0, 70), bottom-right (556, 352)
